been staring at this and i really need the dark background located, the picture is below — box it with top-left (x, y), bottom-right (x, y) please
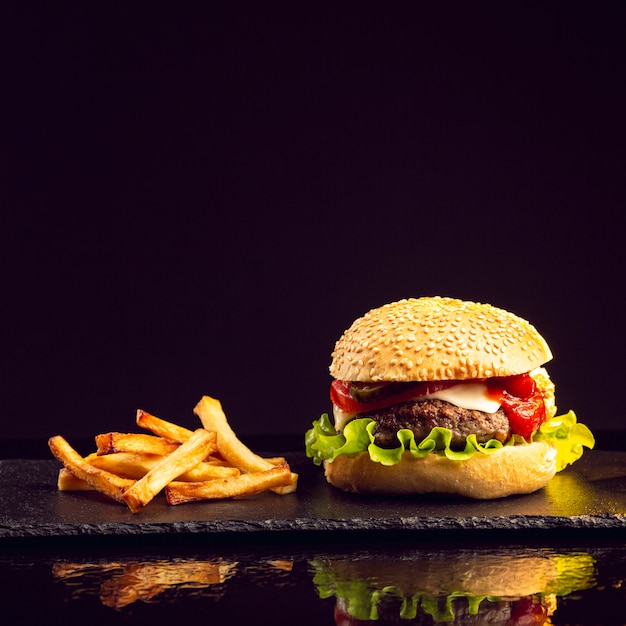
top-left (3, 5), bottom-right (625, 446)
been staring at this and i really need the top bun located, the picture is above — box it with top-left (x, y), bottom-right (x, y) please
top-left (330, 297), bottom-right (553, 382)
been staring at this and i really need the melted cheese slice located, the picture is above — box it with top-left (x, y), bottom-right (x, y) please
top-left (332, 382), bottom-right (501, 432)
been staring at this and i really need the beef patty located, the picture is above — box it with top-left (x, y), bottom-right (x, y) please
top-left (364, 399), bottom-right (511, 449)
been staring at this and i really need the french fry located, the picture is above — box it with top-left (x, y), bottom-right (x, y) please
top-left (179, 461), bottom-right (240, 481)
top-left (57, 467), bottom-right (93, 491)
top-left (95, 432), bottom-right (180, 456)
top-left (85, 452), bottom-right (160, 479)
top-left (194, 396), bottom-right (271, 471)
top-left (136, 409), bottom-right (232, 470)
top-left (165, 463), bottom-right (293, 505)
top-left (86, 451), bottom-right (240, 481)
top-left (48, 436), bottom-right (135, 503)
top-left (193, 395), bottom-right (298, 494)
top-left (136, 409), bottom-right (194, 443)
top-left (205, 455), bottom-right (234, 467)
top-left (122, 429), bottom-right (217, 513)
top-left (264, 456), bottom-right (288, 465)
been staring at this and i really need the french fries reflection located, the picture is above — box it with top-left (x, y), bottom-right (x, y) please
top-left (52, 557), bottom-right (295, 609)
top-left (49, 395), bottom-right (298, 512)
top-left (52, 559), bottom-right (238, 609)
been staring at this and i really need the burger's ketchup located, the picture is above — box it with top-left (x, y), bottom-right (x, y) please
top-left (486, 374), bottom-right (547, 440)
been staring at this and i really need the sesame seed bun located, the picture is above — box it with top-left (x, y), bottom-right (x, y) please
top-left (330, 296), bottom-right (553, 383)
top-left (324, 440), bottom-right (558, 499)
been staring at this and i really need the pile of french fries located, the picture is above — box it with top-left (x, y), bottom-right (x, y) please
top-left (48, 395), bottom-right (298, 513)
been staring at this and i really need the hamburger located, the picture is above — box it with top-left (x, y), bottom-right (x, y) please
top-left (311, 547), bottom-right (595, 625)
top-left (305, 297), bottom-right (594, 498)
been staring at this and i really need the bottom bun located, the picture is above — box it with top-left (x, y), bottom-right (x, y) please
top-left (324, 442), bottom-right (558, 499)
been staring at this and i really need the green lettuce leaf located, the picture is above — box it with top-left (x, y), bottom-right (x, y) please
top-left (535, 410), bottom-right (595, 471)
top-left (305, 410), bottom-right (594, 471)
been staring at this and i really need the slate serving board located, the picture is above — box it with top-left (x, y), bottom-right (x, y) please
top-left (2, 451), bottom-right (626, 539)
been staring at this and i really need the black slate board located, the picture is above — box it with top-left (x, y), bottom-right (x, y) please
top-left (2, 451), bottom-right (626, 539)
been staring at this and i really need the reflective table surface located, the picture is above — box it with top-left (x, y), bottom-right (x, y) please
top-left (3, 532), bottom-right (626, 625)
top-left (2, 435), bottom-right (626, 625)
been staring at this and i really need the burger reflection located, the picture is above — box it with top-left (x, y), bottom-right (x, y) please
top-left (52, 557), bottom-right (293, 610)
top-left (310, 548), bottom-right (595, 625)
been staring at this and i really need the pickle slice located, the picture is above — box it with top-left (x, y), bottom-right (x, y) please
top-left (349, 382), bottom-right (415, 403)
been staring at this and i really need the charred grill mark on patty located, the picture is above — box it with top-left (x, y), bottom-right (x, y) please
top-left (365, 399), bottom-right (511, 449)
